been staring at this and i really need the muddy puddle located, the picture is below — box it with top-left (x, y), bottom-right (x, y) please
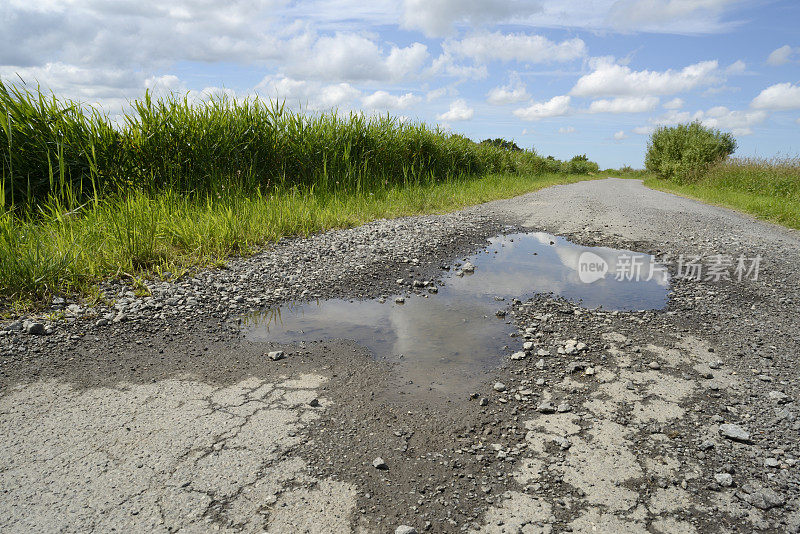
top-left (245, 233), bottom-right (669, 395)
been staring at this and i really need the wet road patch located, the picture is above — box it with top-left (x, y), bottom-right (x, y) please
top-left (246, 233), bottom-right (669, 394)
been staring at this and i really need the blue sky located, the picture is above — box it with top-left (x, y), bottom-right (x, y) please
top-left (2, 0), bottom-right (799, 168)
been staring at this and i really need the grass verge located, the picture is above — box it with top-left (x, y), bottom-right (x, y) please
top-left (1, 172), bottom-right (597, 310)
top-left (643, 157), bottom-right (800, 230)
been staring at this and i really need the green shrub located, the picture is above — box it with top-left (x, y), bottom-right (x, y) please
top-left (645, 121), bottom-right (736, 182)
top-left (565, 154), bottom-right (599, 175)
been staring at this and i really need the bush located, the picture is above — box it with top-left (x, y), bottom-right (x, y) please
top-left (565, 154), bottom-right (599, 175)
top-left (645, 121), bottom-right (736, 182)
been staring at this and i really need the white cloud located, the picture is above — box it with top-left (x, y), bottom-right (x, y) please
top-left (386, 42), bottom-right (430, 78)
top-left (558, 126), bottom-right (576, 134)
top-left (255, 75), bottom-right (360, 110)
top-left (437, 99), bottom-right (474, 121)
top-left (605, 0), bottom-right (741, 33)
top-left (145, 75), bottom-right (185, 93)
top-left (633, 125), bottom-right (654, 135)
top-left (445, 31), bottom-right (586, 64)
top-left (429, 53), bottom-right (488, 80)
top-left (766, 45), bottom-right (798, 66)
top-left (588, 96), bottom-right (659, 113)
top-left (285, 33), bottom-right (428, 82)
top-left (571, 58), bottom-right (721, 97)
top-left (0, 62), bottom-right (148, 111)
top-left (663, 97), bottom-right (684, 109)
top-left (401, 0), bottom-right (541, 37)
top-left (188, 86), bottom-right (238, 102)
top-left (1, 0), bottom-right (288, 68)
top-left (296, 0), bottom-right (740, 35)
top-left (513, 95), bottom-right (571, 120)
top-left (653, 106), bottom-right (768, 136)
top-left (362, 90), bottom-right (421, 109)
top-left (426, 87), bottom-right (447, 102)
top-left (725, 60), bottom-right (746, 74)
top-left (613, 130), bottom-right (627, 140)
top-left (486, 77), bottom-right (529, 105)
top-left (751, 82), bottom-right (800, 110)
top-left (317, 83), bottom-right (363, 108)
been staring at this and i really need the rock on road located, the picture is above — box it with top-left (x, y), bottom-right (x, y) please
top-left (1, 178), bottom-right (799, 533)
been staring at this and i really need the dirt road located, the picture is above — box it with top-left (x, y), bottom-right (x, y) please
top-left (2, 178), bottom-right (799, 533)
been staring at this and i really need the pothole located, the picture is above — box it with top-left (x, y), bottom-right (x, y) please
top-left (245, 233), bottom-right (669, 394)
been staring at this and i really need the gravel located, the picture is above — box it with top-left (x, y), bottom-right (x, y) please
top-left (2, 178), bottom-right (799, 533)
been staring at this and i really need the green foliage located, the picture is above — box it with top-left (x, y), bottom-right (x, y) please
top-left (0, 173), bottom-right (600, 303)
top-left (703, 156), bottom-right (800, 200)
top-left (0, 81), bottom-right (602, 303)
top-left (565, 154), bottom-right (599, 175)
top-left (645, 121), bottom-right (737, 182)
top-left (480, 138), bottom-right (523, 151)
top-left (645, 156), bottom-right (800, 229)
top-left (0, 81), bottom-right (121, 207)
top-left (1, 82), bottom-right (599, 208)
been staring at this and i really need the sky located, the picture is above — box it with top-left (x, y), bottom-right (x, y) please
top-left (1, 0), bottom-right (799, 168)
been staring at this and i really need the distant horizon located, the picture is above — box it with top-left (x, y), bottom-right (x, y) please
top-left (2, 0), bottom-right (799, 168)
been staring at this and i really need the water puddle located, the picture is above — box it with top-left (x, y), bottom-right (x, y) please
top-left (245, 232), bottom-right (669, 395)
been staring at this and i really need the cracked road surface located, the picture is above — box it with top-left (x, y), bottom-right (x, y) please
top-left (1, 178), bottom-right (799, 533)
top-left (1, 374), bottom-right (355, 532)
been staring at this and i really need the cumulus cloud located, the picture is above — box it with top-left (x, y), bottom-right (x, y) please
top-left (1, 0), bottom-right (287, 69)
top-left (429, 53), bottom-right (488, 80)
top-left (445, 31), bottom-right (586, 64)
top-left (766, 45), bottom-right (798, 66)
top-left (0, 62), bottom-right (148, 111)
top-left (513, 95), bottom-right (571, 120)
top-left (571, 58), bottom-right (721, 97)
top-left (401, 0), bottom-right (541, 37)
top-left (588, 96), bottom-right (659, 113)
top-left (255, 75), bottom-right (360, 110)
top-left (486, 77), bottom-right (529, 105)
top-left (558, 126), bottom-right (576, 134)
top-left (613, 130), bottom-right (627, 140)
top-left (751, 82), bottom-right (800, 110)
top-left (437, 99), bottom-right (474, 121)
top-left (725, 60), bottom-right (746, 74)
top-left (633, 125), bottom-right (655, 135)
top-left (145, 74), bottom-right (186, 93)
top-left (362, 90), bottom-right (422, 109)
top-left (663, 97), bottom-right (684, 109)
top-left (284, 34), bottom-right (428, 82)
top-left (426, 87), bottom-right (447, 101)
top-left (653, 106), bottom-right (768, 136)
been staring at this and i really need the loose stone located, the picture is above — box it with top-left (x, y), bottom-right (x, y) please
top-left (372, 457), bottom-right (388, 470)
top-left (719, 423), bottom-right (751, 443)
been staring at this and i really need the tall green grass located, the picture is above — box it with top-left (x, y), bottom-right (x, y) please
top-left (1, 81), bottom-right (578, 207)
top-left (0, 173), bottom-right (598, 307)
top-left (0, 81), bottom-right (600, 305)
top-left (644, 156), bottom-right (800, 229)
